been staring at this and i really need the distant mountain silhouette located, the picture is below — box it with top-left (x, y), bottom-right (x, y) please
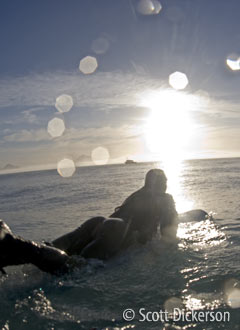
top-left (2, 163), bottom-right (18, 170)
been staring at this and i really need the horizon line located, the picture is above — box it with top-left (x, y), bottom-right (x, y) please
top-left (1, 155), bottom-right (240, 176)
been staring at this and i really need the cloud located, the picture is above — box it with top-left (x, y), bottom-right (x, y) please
top-left (0, 123), bottom-right (143, 167)
top-left (2, 123), bottom-right (141, 144)
top-left (1, 70), bottom-right (239, 122)
top-left (0, 71), bottom-right (166, 110)
top-left (3, 129), bottom-right (49, 142)
top-left (1, 70), bottom-right (240, 167)
top-left (21, 109), bottom-right (39, 123)
top-left (63, 124), bottom-right (141, 141)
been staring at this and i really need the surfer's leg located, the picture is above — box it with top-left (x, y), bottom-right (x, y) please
top-left (81, 218), bottom-right (129, 260)
top-left (52, 216), bottom-right (105, 255)
top-left (0, 220), bottom-right (69, 274)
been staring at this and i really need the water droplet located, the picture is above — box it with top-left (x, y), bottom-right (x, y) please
top-left (227, 289), bottom-right (240, 308)
top-left (91, 147), bottom-right (110, 165)
top-left (226, 53), bottom-right (240, 71)
top-left (57, 158), bottom-right (76, 178)
top-left (152, 0), bottom-right (162, 14)
top-left (55, 94), bottom-right (73, 113)
top-left (79, 56), bottom-right (98, 74)
top-left (137, 0), bottom-right (154, 15)
top-left (169, 71), bottom-right (189, 90)
top-left (137, 0), bottom-right (162, 15)
top-left (47, 118), bottom-right (65, 138)
top-left (91, 37), bottom-right (109, 54)
top-left (224, 279), bottom-right (240, 308)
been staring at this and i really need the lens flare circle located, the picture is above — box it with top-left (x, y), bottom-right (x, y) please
top-left (224, 279), bottom-right (240, 308)
top-left (226, 289), bottom-right (240, 308)
top-left (226, 53), bottom-right (240, 71)
top-left (57, 158), bottom-right (76, 178)
top-left (169, 71), bottom-right (189, 90)
top-left (137, 0), bottom-right (162, 15)
top-left (92, 37), bottom-right (109, 54)
top-left (47, 118), bottom-right (65, 138)
top-left (152, 0), bottom-right (162, 14)
top-left (79, 56), bottom-right (98, 74)
top-left (55, 94), bottom-right (73, 113)
top-left (91, 147), bottom-right (110, 165)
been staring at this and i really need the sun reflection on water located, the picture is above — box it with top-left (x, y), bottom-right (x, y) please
top-left (184, 294), bottom-right (222, 310)
top-left (156, 159), bottom-right (193, 213)
top-left (177, 219), bottom-right (226, 249)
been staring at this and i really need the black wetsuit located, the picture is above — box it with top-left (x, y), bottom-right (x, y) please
top-left (0, 188), bottom-right (177, 275)
top-left (110, 187), bottom-right (178, 246)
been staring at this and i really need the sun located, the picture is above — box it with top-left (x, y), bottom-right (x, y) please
top-left (141, 89), bottom-right (195, 161)
top-left (139, 89), bottom-right (198, 212)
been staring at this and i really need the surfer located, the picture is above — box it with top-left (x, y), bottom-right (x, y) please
top-left (111, 168), bottom-right (178, 245)
top-left (0, 169), bottom-right (178, 275)
top-left (52, 169), bottom-right (178, 254)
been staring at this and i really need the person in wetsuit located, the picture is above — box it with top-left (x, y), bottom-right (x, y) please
top-left (110, 168), bottom-right (178, 246)
top-left (0, 169), bottom-right (178, 275)
top-left (52, 169), bottom-right (178, 254)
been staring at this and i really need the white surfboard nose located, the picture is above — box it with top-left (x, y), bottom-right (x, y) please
top-left (178, 209), bottom-right (209, 223)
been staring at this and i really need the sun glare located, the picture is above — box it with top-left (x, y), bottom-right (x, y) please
top-left (158, 158), bottom-right (194, 213)
top-left (140, 89), bottom-right (197, 212)
top-left (142, 90), bottom-right (194, 160)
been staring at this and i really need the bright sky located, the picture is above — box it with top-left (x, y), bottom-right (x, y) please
top-left (1, 0), bottom-right (240, 171)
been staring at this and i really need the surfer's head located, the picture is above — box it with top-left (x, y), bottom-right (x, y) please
top-left (144, 169), bottom-right (167, 193)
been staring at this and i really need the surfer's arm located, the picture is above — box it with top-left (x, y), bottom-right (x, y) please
top-left (159, 194), bottom-right (178, 241)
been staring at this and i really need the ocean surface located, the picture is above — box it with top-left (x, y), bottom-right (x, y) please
top-left (0, 158), bottom-right (240, 329)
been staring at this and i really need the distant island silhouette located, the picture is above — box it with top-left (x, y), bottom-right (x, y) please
top-left (125, 159), bottom-right (137, 164)
top-left (2, 164), bottom-right (19, 170)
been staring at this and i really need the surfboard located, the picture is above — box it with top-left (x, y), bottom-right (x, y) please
top-left (178, 209), bottom-right (210, 223)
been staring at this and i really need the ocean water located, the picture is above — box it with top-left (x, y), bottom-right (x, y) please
top-left (0, 158), bottom-right (240, 329)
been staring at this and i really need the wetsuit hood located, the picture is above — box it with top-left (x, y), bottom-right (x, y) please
top-left (144, 169), bottom-right (167, 193)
